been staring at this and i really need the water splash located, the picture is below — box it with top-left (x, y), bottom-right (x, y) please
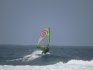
top-left (22, 50), bottom-right (43, 61)
top-left (8, 50), bottom-right (51, 62)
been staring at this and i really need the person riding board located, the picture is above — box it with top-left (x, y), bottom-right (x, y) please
top-left (42, 45), bottom-right (49, 54)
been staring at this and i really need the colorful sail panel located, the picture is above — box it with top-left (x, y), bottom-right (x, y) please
top-left (37, 27), bottom-right (50, 51)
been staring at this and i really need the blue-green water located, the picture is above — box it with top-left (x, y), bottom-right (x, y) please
top-left (0, 45), bottom-right (93, 65)
top-left (0, 45), bottom-right (93, 70)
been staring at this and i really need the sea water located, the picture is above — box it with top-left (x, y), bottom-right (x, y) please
top-left (0, 45), bottom-right (93, 70)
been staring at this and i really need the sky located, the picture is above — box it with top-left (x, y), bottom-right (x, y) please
top-left (0, 0), bottom-right (93, 46)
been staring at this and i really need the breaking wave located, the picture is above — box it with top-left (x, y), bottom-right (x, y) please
top-left (1, 60), bottom-right (93, 70)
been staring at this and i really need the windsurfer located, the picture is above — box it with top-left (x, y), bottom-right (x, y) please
top-left (42, 45), bottom-right (49, 54)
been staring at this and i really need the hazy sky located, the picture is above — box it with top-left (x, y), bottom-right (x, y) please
top-left (0, 0), bottom-right (93, 46)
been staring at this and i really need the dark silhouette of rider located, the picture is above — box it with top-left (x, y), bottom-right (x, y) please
top-left (42, 45), bottom-right (49, 54)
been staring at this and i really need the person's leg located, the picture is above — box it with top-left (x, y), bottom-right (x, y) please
top-left (42, 51), bottom-right (46, 54)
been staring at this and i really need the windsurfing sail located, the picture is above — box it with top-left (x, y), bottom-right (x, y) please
top-left (36, 27), bottom-right (50, 51)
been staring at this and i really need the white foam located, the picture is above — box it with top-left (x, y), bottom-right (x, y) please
top-left (8, 50), bottom-right (51, 62)
top-left (22, 50), bottom-right (50, 61)
top-left (22, 50), bottom-right (43, 61)
top-left (67, 60), bottom-right (93, 65)
top-left (1, 60), bottom-right (93, 70)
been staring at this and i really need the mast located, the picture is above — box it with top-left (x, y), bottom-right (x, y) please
top-left (48, 27), bottom-right (50, 46)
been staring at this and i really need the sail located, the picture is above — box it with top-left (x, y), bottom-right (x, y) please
top-left (37, 27), bottom-right (50, 51)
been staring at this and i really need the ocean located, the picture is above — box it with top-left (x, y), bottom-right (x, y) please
top-left (0, 45), bottom-right (93, 70)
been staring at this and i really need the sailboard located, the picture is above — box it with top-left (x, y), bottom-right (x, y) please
top-left (36, 27), bottom-right (50, 53)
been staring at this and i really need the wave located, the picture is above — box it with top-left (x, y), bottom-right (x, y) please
top-left (67, 60), bottom-right (93, 65)
top-left (0, 60), bottom-right (93, 70)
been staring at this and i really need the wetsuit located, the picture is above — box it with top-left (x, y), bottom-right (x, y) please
top-left (42, 47), bottom-right (49, 54)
